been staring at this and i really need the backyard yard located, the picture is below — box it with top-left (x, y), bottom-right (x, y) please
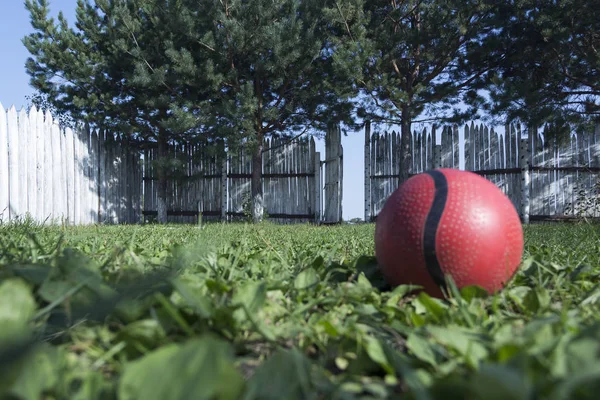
top-left (1, 221), bottom-right (600, 399)
top-left (0, 0), bottom-right (598, 398)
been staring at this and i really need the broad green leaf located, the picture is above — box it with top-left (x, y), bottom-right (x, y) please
top-left (508, 286), bottom-right (533, 311)
top-left (294, 268), bottom-right (319, 289)
top-left (232, 282), bottom-right (275, 341)
top-left (335, 357), bottom-right (349, 370)
top-left (6, 344), bottom-right (61, 400)
top-left (549, 333), bottom-right (575, 378)
top-left (115, 297), bottom-right (156, 323)
top-left (550, 363), bottom-right (600, 400)
top-left (205, 279), bottom-right (232, 294)
top-left (37, 250), bottom-right (117, 314)
top-left (469, 364), bottom-right (531, 400)
top-left (233, 281), bottom-right (267, 316)
top-left (171, 277), bottom-right (213, 318)
top-left (413, 292), bottom-right (448, 321)
top-left (340, 382), bottom-right (363, 393)
top-left (581, 288), bottom-right (600, 306)
top-left (116, 319), bottom-right (167, 351)
top-left (383, 343), bottom-right (433, 400)
top-left (386, 284), bottom-right (422, 307)
top-left (356, 272), bottom-right (373, 289)
top-left (354, 304), bottom-right (378, 316)
top-left (242, 348), bottom-right (315, 400)
top-left (70, 371), bottom-right (113, 400)
top-left (460, 285), bottom-right (489, 302)
top-left (37, 279), bottom-right (74, 305)
top-left (0, 278), bottom-right (36, 341)
top-left (496, 344), bottom-right (523, 363)
top-left (364, 336), bottom-right (394, 375)
top-left (410, 311), bottom-right (426, 327)
top-left (535, 287), bottom-right (551, 310)
top-left (318, 319), bottom-right (340, 337)
top-left (565, 337), bottom-right (600, 372)
top-left (353, 255), bottom-right (390, 289)
top-left (522, 289), bottom-right (541, 313)
top-left (406, 333), bottom-right (437, 366)
top-left (427, 326), bottom-right (489, 363)
top-left (525, 321), bottom-right (557, 355)
top-left (0, 340), bottom-right (37, 397)
top-left (311, 255), bottom-right (325, 269)
top-left (119, 335), bottom-right (243, 400)
top-left (4, 263), bottom-right (51, 285)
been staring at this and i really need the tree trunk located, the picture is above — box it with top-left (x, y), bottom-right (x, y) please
top-left (156, 133), bottom-right (168, 224)
top-left (398, 105), bottom-right (412, 187)
top-left (251, 132), bottom-right (264, 223)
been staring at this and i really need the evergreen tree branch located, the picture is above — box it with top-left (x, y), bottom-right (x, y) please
top-left (336, 1), bottom-right (355, 41)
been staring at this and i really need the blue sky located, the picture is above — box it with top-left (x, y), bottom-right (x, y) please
top-left (0, 0), bottom-right (373, 222)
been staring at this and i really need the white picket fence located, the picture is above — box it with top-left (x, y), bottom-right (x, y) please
top-left (0, 103), bottom-right (142, 224)
top-left (365, 121), bottom-right (600, 222)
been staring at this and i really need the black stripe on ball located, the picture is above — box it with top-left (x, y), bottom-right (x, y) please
top-left (423, 170), bottom-right (448, 289)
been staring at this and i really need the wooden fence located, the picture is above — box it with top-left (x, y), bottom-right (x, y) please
top-left (142, 125), bottom-right (343, 224)
top-left (365, 121), bottom-right (600, 222)
top-left (0, 103), bottom-right (142, 224)
top-left (0, 103), bottom-right (343, 225)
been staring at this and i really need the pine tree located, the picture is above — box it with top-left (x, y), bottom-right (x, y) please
top-left (475, 0), bottom-right (600, 132)
top-left (358, 0), bottom-right (495, 185)
top-left (26, 91), bottom-right (76, 129)
top-left (194, 0), bottom-right (364, 222)
top-left (24, 0), bottom-right (363, 224)
top-left (23, 0), bottom-right (222, 223)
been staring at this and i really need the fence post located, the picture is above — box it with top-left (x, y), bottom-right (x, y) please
top-left (594, 122), bottom-right (600, 168)
top-left (433, 144), bottom-right (442, 169)
top-left (0, 103), bottom-right (8, 220)
top-left (314, 151), bottom-right (321, 223)
top-left (591, 123), bottom-right (600, 218)
top-left (364, 121), bottom-right (371, 222)
top-left (221, 155), bottom-right (227, 222)
top-left (338, 134), bottom-right (343, 223)
top-left (519, 129), bottom-right (531, 224)
top-left (197, 196), bottom-right (203, 226)
top-left (7, 106), bottom-right (20, 220)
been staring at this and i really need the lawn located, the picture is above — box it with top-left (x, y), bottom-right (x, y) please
top-left (1, 221), bottom-right (600, 399)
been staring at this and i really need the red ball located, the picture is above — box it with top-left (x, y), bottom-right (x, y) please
top-left (374, 168), bottom-right (524, 298)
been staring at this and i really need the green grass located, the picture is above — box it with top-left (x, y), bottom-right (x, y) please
top-left (1, 221), bottom-right (600, 399)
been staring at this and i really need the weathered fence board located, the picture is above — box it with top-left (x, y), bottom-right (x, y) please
top-left (141, 133), bottom-right (337, 224)
top-left (365, 121), bottom-right (600, 222)
top-left (1, 104), bottom-right (342, 225)
top-left (0, 104), bottom-right (8, 219)
top-left (0, 104), bottom-right (142, 224)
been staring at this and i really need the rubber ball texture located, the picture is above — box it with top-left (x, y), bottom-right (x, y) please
top-left (374, 168), bottom-right (524, 297)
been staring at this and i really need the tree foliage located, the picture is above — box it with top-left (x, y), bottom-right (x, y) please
top-left (23, 0), bottom-right (362, 223)
top-left (25, 91), bottom-right (77, 129)
top-left (190, 0), bottom-right (364, 222)
top-left (475, 0), bottom-right (600, 133)
top-left (23, 0), bottom-right (226, 222)
top-left (22, 0), bottom-right (600, 218)
top-left (357, 0), bottom-right (496, 184)
top-left (24, 0), bottom-right (218, 142)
